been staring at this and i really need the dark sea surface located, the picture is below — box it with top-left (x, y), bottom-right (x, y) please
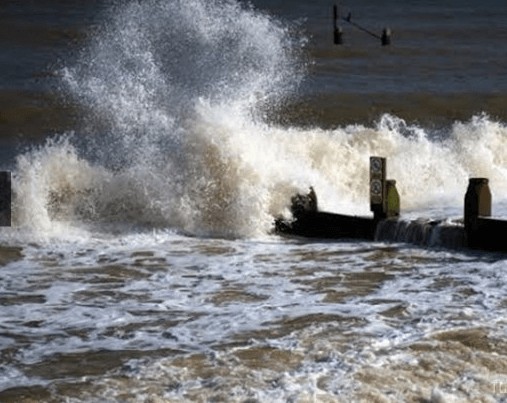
top-left (1, 1), bottom-right (507, 402)
top-left (2, 0), bottom-right (507, 143)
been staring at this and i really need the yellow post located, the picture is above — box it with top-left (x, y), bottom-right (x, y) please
top-left (385, 180), bottom-right (400, 218)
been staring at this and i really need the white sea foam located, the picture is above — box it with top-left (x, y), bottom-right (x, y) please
top-left (2, 235), bottom-right (504, 401)
top-left (9, 113), bottom-right (507, 241)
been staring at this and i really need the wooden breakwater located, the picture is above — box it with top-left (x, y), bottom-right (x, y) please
top-left (274, 157), bottom-right (507, 253)
top-left (275, 157), bottom-right (398, 240)
top-left (0, 163), bottom-right (505, 253)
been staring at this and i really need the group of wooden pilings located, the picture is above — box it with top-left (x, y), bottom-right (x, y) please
top-left (333, 4), bottom-right (391, 46)
top-left (275, 157), bottom-right (507, 253)
top-left (372, 158), bottom-right (507, 252)
top-left (0, 164), bottom-right (504, 252)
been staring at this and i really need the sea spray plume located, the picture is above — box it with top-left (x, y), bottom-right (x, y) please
top-left (326, 114), bottom-right (507, 213)
top-left (384, 114), bottom-right (507, 210)
top-left (448, 114), bottom-right (507, 193)
top-left (62, 0), bottom-right (305, 164)
top-left (56, 0), bottom-right (308, 237)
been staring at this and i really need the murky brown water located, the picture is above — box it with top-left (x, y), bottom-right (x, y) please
top-left (1, 238), bottom-right (507, 402)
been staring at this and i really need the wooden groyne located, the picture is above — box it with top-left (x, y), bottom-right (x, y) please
top-left (274, 157), bottom-right (507, 253)
top-left (275, 157), bottom-right (397, 240)
top-left (0, 162), bottom-right (505, 253)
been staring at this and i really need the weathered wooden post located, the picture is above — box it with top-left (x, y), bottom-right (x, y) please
top-left (464, 178), bottom-right (491, 247)
top-left (333, 4), bottom-right (343, 44)
top-left (381, 28), bottom-right (391, 46)
top-left (0, 171), bottom-right (11, 226)
top-left (370, 156), bottom-right (386, 220)
top-left (334, 26), bottom-right (344, 45)
top-left (464, 178), bottom-right (491, 224)
top-left (370, 157), bottom-right (399, 220)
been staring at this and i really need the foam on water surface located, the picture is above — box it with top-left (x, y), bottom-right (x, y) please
top-left (2, 234), bottom-right (507, 401)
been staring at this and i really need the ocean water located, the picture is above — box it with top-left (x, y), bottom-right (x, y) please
top-left (1, 1), bottom-right (507, 402)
